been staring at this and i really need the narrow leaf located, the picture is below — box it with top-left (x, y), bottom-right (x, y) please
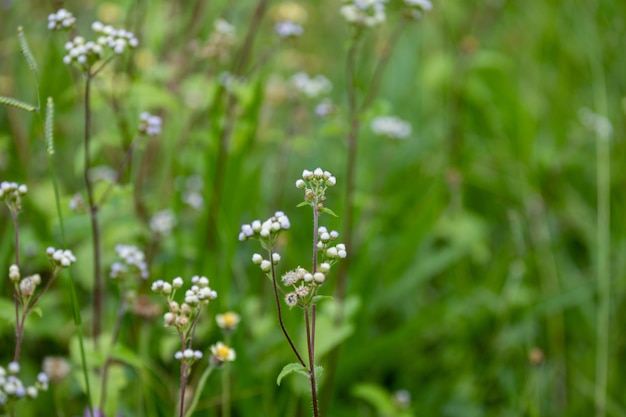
top-left (312, 295), bottom-right (334, 304)
top-left (0, 96), bottom-right (37, 112)
top-left (30, 307), bottom-right (43, 318)
top-left (45, 97), bottom-right (55, 155)
top-left (321, 207), bottom-right (338, 217)
top-left (18, 26), bottom-right (38, 75)
top-left (276, 362), bottom-right (308, 386)
top-left (296, 201), bottom-right (310, 208)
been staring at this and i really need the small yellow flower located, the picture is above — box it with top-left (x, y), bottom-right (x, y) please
top-left (216, 311), bottom-right (241, 332)
top-left (210, 342), bottom-right (236, 365)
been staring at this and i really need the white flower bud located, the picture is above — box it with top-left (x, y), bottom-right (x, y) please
top-left (162, 282), bottom-right (172, 294)
top-left (330, 230), bottom-right (339, 239)
top-left (272, 253), bottom-right (281, 264)
top-left (172, 277), bottom-right (184, 288)
top-left (327, 176), bottom-right (336, 186)
top-left (8, 362), bottom-right (19, 374)
top-left (260, 260), bottom-right (272, 272)
top-left (320, 232), bottom-right (330, 242)
top-left (313, 272), bottom-right (325, 283)
top-left (252, 253), bottom-right (263, 264)
top-left (319, 263), bottom-right (331, 273)
top-left (296, 179), bottom-right (306, 189)
top-left (303, 273), bottom-right (313, 282)
top-left (163, 312), bottom-right (175, 326)
top-left (326, 247), bottom-right (338, 257)
top-left (251, 220), bottom-right (262, 231)
top-left (314, 168), bottom-right (324, 177)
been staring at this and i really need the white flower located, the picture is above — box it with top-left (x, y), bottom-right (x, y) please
top-left (172, 277), bottom-right (184, 288)
top-left (150, 210), bottom-right (177, 236)
top-left (371, 116), bottom-right (412, 139)
top-left (285, 292), bottom-right (298, 307)
top-left (341, 0), bottom-right (386, 27)
top-left (252, 253), bottom-right (263, 264)
top-left (275, 20), bottom-right (304, 38)
top-left (260, 260), bottom-right (272, 272)
top-left (291, 72), bottom-right (332, 98)
top-left (48, 8), bottom-right (76, 31)
top-left (139, 112), bottom-right (162, 136)
top-left (319, 263), bottom-right (331, 273)
top-left (313, 272), bottom-right (325, 283)
top-left (210, 342), bottom-right (236, 364)
top-left (216, 311), bottom-right (241, 331)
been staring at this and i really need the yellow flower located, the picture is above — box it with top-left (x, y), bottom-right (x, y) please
top-left (210, 342), bottom-right (236, 365)
top-left (216, 311), bottom-right (241, 332)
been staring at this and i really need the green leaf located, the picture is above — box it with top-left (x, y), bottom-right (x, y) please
top-left (18, 26), bottom-right (38, 75)
top-left (320, 207), bottom-right (338, 217)
top-left (45, 97), bottom-right (54, 155)
top-left (311, 295), bottom-right (334, 304)
top-left (0, 96), bottom-right (37, 112)
top-left (30, 307), bottom-right (43, 318)
top-left (277, 362), bottom-right (308, 386)
top-left (296, 201), bottom-right (310, 208)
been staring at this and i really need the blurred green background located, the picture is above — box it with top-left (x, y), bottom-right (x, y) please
top-left (1, 0), bottom-right (625, 416)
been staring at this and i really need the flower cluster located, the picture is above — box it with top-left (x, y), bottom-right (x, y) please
top-left (275, 20), bottom-right (304, 38)
top-left (0, 181), bottom-right (27, 212)
top-left (403, 0), bottom-right (433, 20)
top-left (138, 112), bottom-right (162, 136)
top-left (46, 247), bottom-right (77, 268)
top-left (316, 226), bottom-right (347, 261)
top-left (62, 21), bottom-right (138, 69)
top-left (47, 8), bottom-right (76, 30)
top-left (110, 244), bottom-right (148, 280)
top-left (152, 276), bottom-right (217, 329)
top-left (295, 168), bottom-right (337, 209)
top-left (0, 362), bottom-right (48, 409)
top-left (238, 211), bottom-right (291, 242)
top-left (371, 115), bottom-right (412, 139)
top-left (91, 21), bottom-right (139, 54)
top-left (341, 0), bottom-right (386, 27)
top-left (209, 342), bottom-right (236, 366)
top-left (291, 72), bottom-right (332, 99)
top-left (9, 264), bottom-right (41, 299)
top-left (174, 349), bottom-right (203, 364)
top-left (150, 209), bottom-right (177, 236)
top-left (251, 251), bottom-right (281, 273)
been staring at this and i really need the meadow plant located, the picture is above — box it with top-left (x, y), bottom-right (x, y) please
top-left (151, 276), bottom-right (230, 417)
top-left (240, 168), bottom-right (345, 417)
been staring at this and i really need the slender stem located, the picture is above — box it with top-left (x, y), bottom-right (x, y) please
top-left (10, 209), bottom-right (21, 362)
top-left (205, 0), bottom-right (270, 252)
top-left (268, 247), bottom-right (307, 367)
top-left (221, 333), bottom-right (232, 417)
top-left (184, 365), bottom-right (215, 417)
top-left (592, 66), bottom-right (610, 417)
top-left (99, 296), bottom-right (128, 411)
top-left (83, 72), bottom-right (104, 343)
top-left (360, 20), bottom-right (408, 113)
top-left (336, 33), bottom-right (361, 305)
top-left (305, 307), bottom-right (319, 417)
top-left (97, 139), bottom-right (138, 206)
top-left (178, 331), bottom-right (188, 417)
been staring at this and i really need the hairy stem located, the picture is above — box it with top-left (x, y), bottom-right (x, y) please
top-left (305, 307), bottom-right (319, 417)
top-left (268, 247), bottom-right (307, 367)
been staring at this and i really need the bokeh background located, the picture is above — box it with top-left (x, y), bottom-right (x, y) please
top-left (1, 0), bottom-right (625, 416)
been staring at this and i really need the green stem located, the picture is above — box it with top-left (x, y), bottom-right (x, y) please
top-left (221, 333), bottom-right (232, 417)
top-left (184, 365), bottom-right (215, 417)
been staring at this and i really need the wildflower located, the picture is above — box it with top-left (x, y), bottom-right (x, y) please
top-left (239, 211), bottom-right (290, 242)
top-left (138, 112), bottom-right (162, 136)
top-left (111, 244), bottom-right (148, 279)
top-left (313, 272), bottom-right (325, 283)
top-left (341, 0), bottom-right (386, 27)
top-left (403, 0), bottom-right (432, 19)
top-left (19, 275), bottom-right (40, 298)
top-left (209, 342), bottom-right (236, 366)
top-left (8, 264), bottom-right (20, 282)
top-left (48, 9), bottom-right (76, 31)
top-left (315, 99), bottom-right (335, 117)
top-left (260, 260), bottom-right (272, 272)
top-left (319, 263), bottom-right (331, 273)
top-left (285, 292), bottom-right (298, 307)
top-left (0, 181), bottom-right (27, 212)
top-left (291, 72), bottom-right (332, 99)
top-left (216, 311), bottom-right (241, 332)
top-left (275, 20), bottom-right (304, 38)
top-left (371, 116), bottom-right (412, 139)
top-left (252, 253), bottom-right (263, 264)
top-left (46, 247), bottom-right (77, 268)
top-left (42, 357), bottom-right (70, 383)
top-left (150, 209), bottom-right (176, 236)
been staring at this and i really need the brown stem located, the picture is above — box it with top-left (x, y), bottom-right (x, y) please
top-left (305, 307), bottom-right (319, 417)
top-left (268, 247), bottom-right (307, 367)
top-left (83, 72), bottom-right (104, 343)
top-left (178, 331), bottom-right (188, 417)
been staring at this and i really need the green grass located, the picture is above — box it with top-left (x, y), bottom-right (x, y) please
top-left (1, 0), bottom-right (625, 416)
